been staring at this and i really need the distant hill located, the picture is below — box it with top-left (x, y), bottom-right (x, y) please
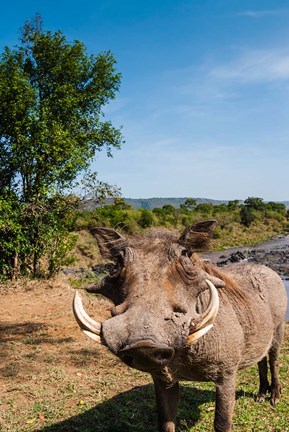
top-left (123, 198), bottom-right (289, 210)
top-left (82, 197), bottom-right (289, 211)
top-left (123, 197), bottom-right (228, 210)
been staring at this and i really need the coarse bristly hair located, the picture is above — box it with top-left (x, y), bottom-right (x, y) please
top-left (192, 253), bottom-right (250, 308)
top-left (131, 228), bottom-right (213, 254)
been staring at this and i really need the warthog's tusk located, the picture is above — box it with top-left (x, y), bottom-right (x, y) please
top-left (187, 279), bottom-right (219, 345)
top-left (73, 291), bottom-right (102, 343)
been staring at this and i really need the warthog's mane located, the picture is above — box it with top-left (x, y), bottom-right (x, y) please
top-left (192, 254), bottom-right (251, 309)
top-left (127, 228), bottom-right (211, 253)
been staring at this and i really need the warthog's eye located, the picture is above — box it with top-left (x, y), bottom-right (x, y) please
top-left (118, 251), bottom-right (126, 264)
top-left (172, 303), bottom-right (188, 314)
top-left (181, 249), bottom-right (192, 258)
top-left (110, 255), bottom-right (125, 277)
top-left (117, 252), bottom-right (125, 264)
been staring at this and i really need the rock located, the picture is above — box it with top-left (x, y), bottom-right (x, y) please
top-left (62, 268), bottom-right (78, 276)
top-left (218, 251), bottom-right (246, 267)
top-left (214, 236), bottom-right (289, 278)
top-left (91, 263), bottom-right (114, 277)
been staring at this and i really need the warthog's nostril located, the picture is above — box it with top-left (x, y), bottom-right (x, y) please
top-left (122, 355), bottom-right (134, 367)
top-left (155, 349), bottom-right (174, 362)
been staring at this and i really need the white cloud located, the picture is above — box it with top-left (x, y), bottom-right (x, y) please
top-left (235, 9), bottom-right (288, 18)
top-left (209, 49), bottom-right (289, 84)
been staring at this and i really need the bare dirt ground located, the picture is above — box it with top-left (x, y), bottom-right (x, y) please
top-left (0, 278), bottom-right (151, 431)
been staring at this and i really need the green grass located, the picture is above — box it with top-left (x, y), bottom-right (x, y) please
top-left (1, 327), bottom-right (288, 432)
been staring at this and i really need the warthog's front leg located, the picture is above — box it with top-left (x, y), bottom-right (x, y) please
top-left (214, 370), bottom-right (237, 432)
top-left (153, 377), bottom-right (179, 432)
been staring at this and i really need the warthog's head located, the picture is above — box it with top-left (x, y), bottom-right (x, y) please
top-left (73, 220), bottom-right (223, 373)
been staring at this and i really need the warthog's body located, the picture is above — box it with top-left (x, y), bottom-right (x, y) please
top-left (73, 220), bottom-right (287, 432)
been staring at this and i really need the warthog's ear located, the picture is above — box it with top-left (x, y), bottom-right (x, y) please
top-left (90, 227), bottom-right (127, 259)
top-left (190, 219), bottom-right (218, 233)
top-left (178, 219), bottom-right (218, 251)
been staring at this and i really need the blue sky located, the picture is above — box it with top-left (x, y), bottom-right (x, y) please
top-left (1, 1), bottom-right (289, 200)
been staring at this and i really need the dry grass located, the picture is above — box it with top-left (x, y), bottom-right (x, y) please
top-left (212, 221), bottom-right (286, 250)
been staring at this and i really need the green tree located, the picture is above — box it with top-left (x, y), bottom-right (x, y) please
top-left (0, 15), bottom-right (123, 278)
top-left (266, 201), bottom-right (286, 214)
top-left (240, 205), bottom-right (255, 227)
top-left (180, 198), bottom-right (197, 212)
top-left (162, 204), bottom-right (176, 214)
top-left (195, 203), bottom-right (213, 214)
top-left (0, 192), bottom-right (25, 279)
top-left (228, 200), bottom-right (240, 210)
top-left (244, 197), bottom-right (265, 210)
top-left (138, 209), bottom-right (154, 228)
top-left (79, 170), bottom-right (121, 207)
top-left (0, 15), bottom-right (123, 200)
top-left (112, 198), bottom-right (133, 210)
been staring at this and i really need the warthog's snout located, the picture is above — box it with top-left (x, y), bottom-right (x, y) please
top-left (118, 339), bottom-right (175, 370)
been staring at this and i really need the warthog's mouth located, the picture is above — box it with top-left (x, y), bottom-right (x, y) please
top-left (118, 339), bottom-right (175, 370)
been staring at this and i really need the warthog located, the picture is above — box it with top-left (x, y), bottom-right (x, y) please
top-left (73, 220), bottom-right (287, 432)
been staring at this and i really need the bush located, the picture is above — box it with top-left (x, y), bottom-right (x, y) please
top-left (138, 209), bottom-right (154, 228)
top-left (240, 206), bottom-right (256, 227)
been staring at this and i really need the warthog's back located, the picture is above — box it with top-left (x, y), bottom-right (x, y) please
top-left (219, 263), bottom-right (287, 370)
top-left (227, 263), bottom-right (287, 321)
